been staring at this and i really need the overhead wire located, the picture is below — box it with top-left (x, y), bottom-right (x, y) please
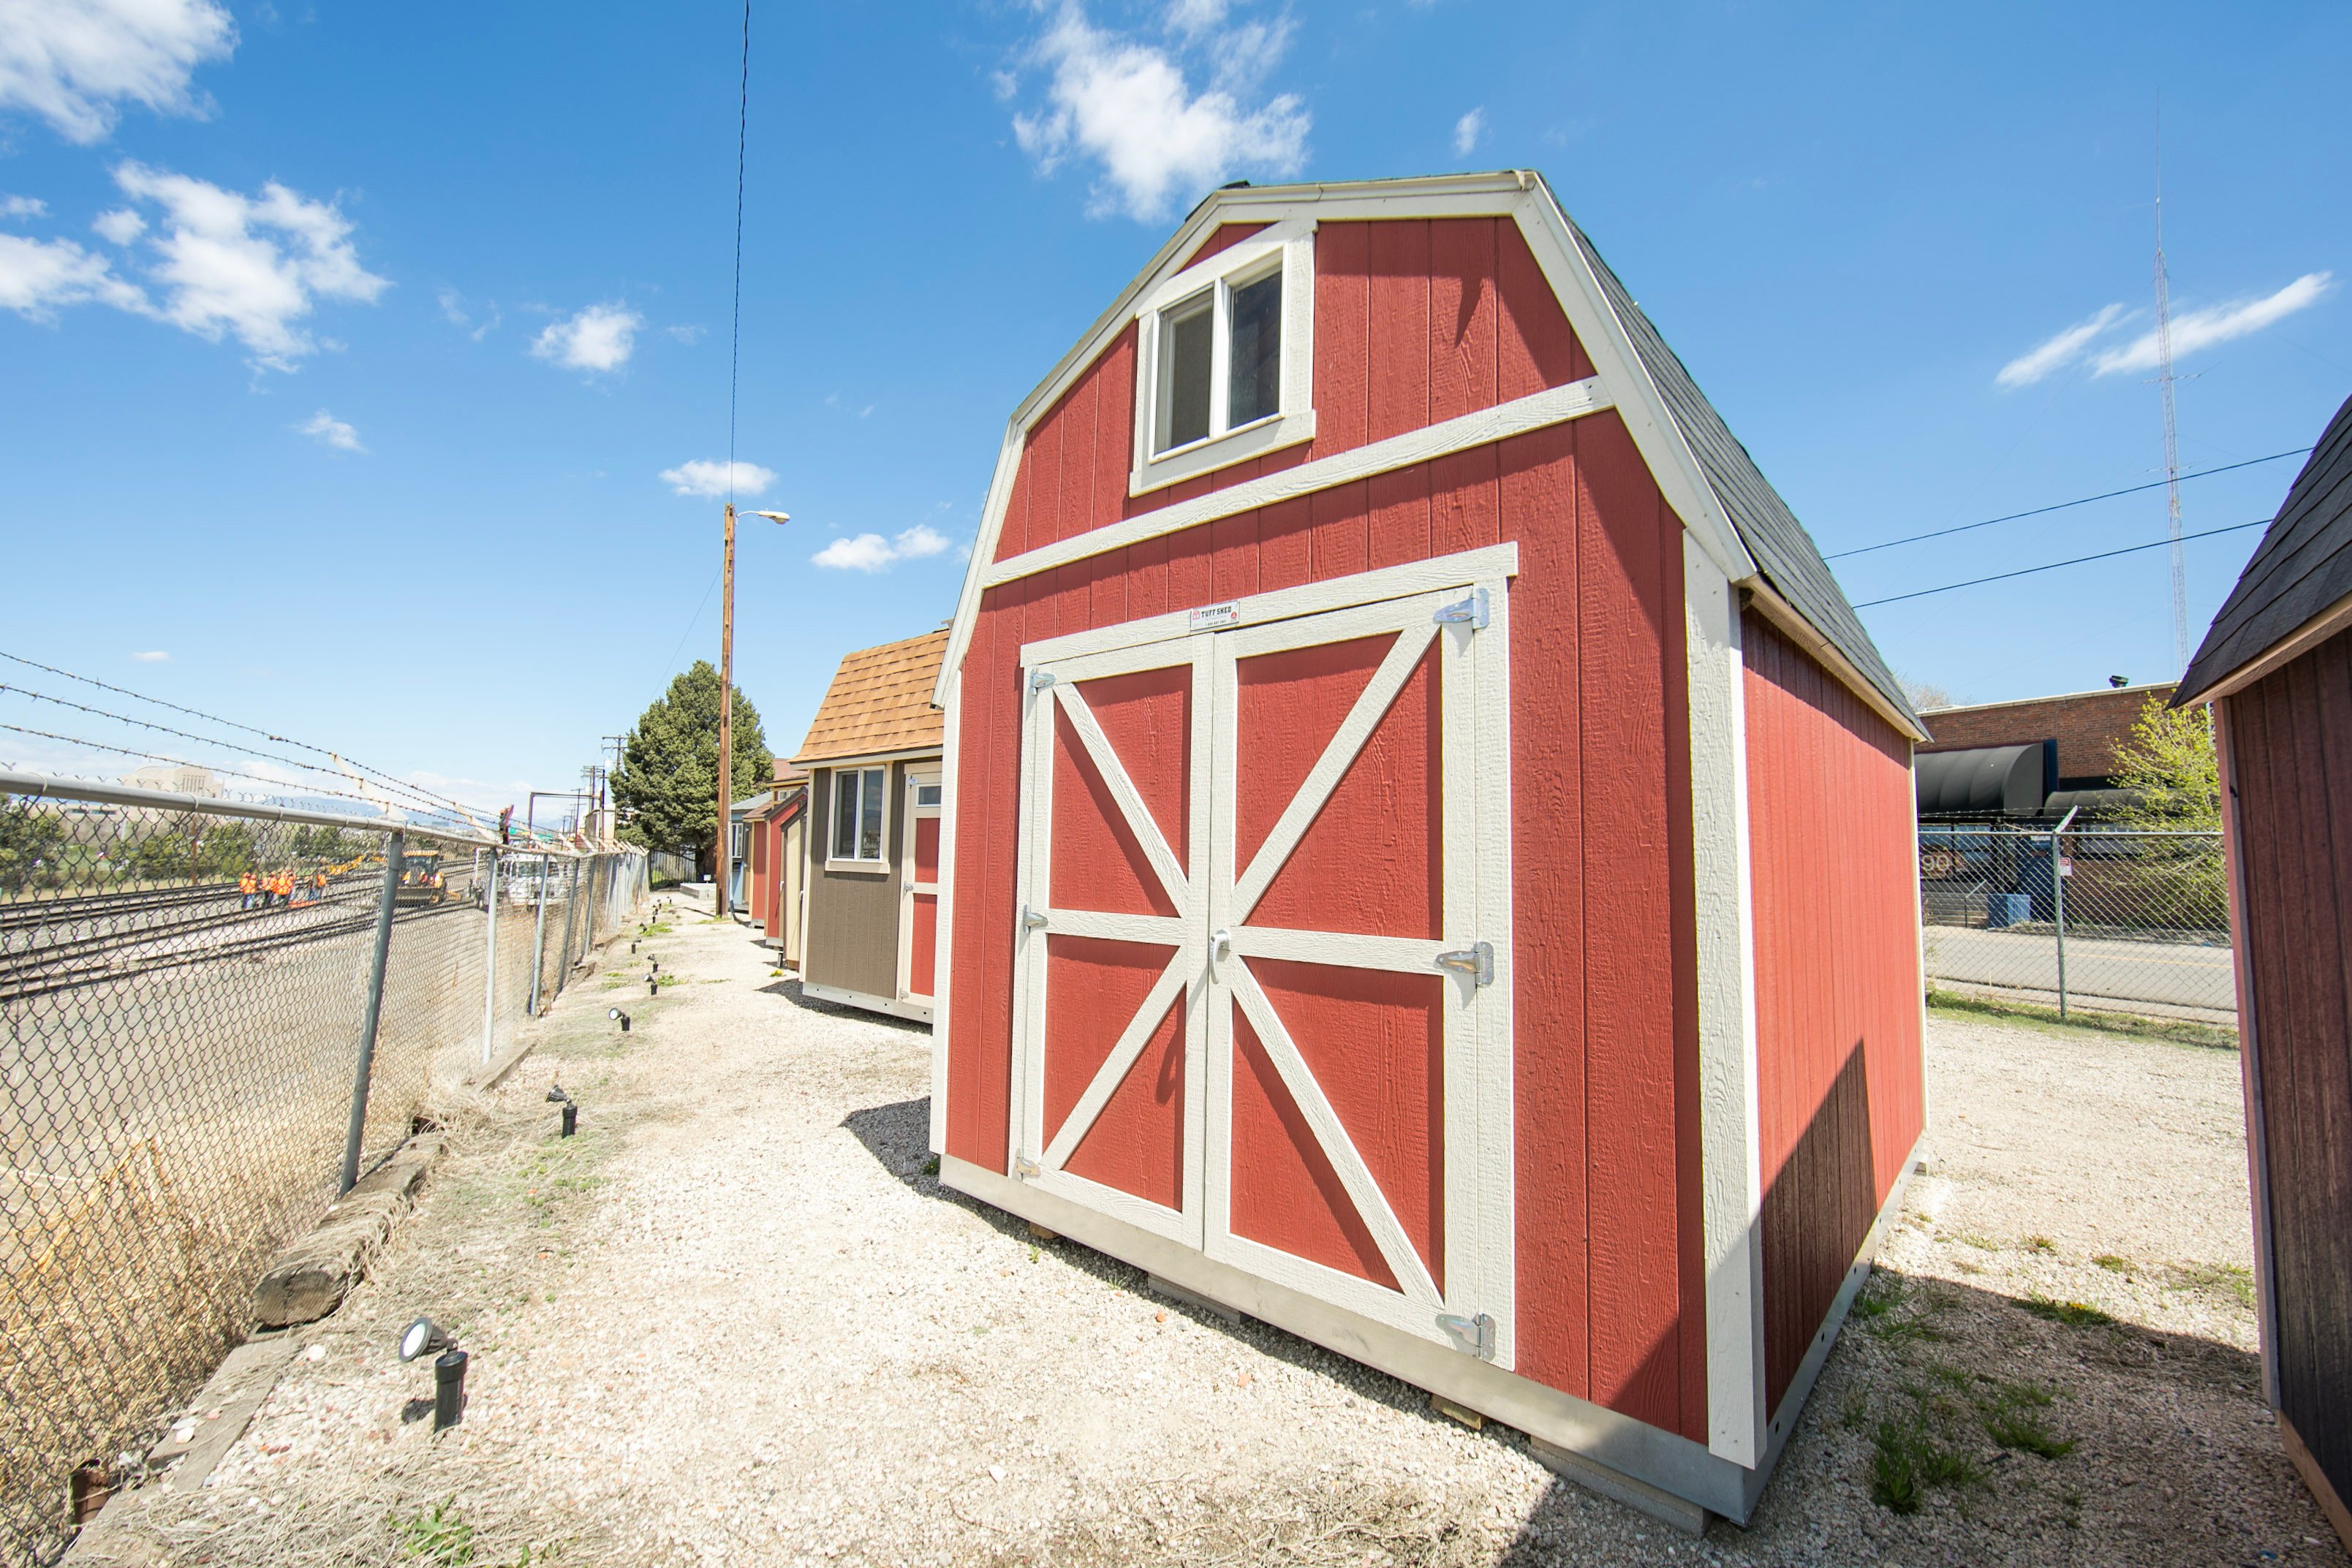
top-left (0, 648), bottom-right (477, 819)
top-left (0, 723), bottom-right (474, 824)
top-left (1852, 515), bottom-right (2272, 609)
top-left (1823, 447), bottom-right (2310, 561)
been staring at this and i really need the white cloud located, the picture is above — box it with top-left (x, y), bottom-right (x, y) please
top-left (1007, 0), bottom-right (1309, 221)
top-left (2092, 273), bottom-right (2334, 376)
top-left (812, 523), bottom-right (953, 572)
top-left (436, 284), bottom-right (498, 340)
top-left (532, 301), bottom-right (640, 374)
top-left (91, 205), bottom-right (142, 243)
top-left (108, 161), bottom-right (390, 371)
top-left (129, 649), bottom-right (169, 662)
top-left (0, 232), bottom-right (146, 319)
top-left (1994, 303), bottom-right (2126, 389)
top-left (660, 458), bottom-right (776, 499)
top-left (665, 322), bottom-right (705, 344)
top-left (1, 195), bottom-right (48, 219)
top-left (0, 0), bottom-right (235, 144)
top-left (296, 408), bottom-right (363, 452)
top-left (1453, 107), bottom-right (1484, 158)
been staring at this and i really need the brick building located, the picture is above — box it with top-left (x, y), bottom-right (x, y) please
top-left (1918, 683), bottom-right (2173, 792)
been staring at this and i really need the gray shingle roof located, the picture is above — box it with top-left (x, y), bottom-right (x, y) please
top-left (2175, 391), bottom-right (2352, 705)
top-left (1558, 212), bottom-right (1921, 732)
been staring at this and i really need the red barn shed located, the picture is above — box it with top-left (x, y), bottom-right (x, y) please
top-left (927, 170), bottom-right (1927, 1526)
top-left (2174, 390), bottom-right (2352, 1555)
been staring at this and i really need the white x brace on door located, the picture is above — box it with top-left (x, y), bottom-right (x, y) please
top-left (1010, 567), bottom-right (1515, 1366)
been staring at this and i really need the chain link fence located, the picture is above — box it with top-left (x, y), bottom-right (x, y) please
top-left (1919, 821), bottom-right (2233, 1029)
top-left (0, 776), bottom-right (646, 1567)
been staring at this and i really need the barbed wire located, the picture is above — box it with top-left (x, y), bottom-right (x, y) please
top-left (0, 649), bottom-right (478, 820)
top-left (0, 721), bottom-right (472, 826)
top-left (0, 683), bottom-right (469, 822)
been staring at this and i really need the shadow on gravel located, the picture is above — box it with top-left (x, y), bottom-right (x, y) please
top-left (757, 977), bottom-right (929, 1032)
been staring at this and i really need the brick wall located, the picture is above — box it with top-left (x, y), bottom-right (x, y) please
top-left (1916, 684), bottom-right (2175, 785)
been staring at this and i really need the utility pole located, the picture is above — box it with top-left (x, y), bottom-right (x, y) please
top-left (716, 499), bottom-right (737, 914)
top-left (2154, 108), bottom-right (2190, 674)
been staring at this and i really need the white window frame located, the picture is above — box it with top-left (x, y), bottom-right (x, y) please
top-left (1130, 216), bottom-right (1317, 497)
top-left (826, 764), bottom-right (891, 871)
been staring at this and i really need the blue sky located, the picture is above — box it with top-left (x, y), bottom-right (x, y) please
top-left (3, 1), bottom-right (2348, 814)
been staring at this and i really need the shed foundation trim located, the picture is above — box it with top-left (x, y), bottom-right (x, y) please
top-left (939, 1154), bottom-right (1767, 1522)
top-left (801, 980), bottom-right (932, 1025)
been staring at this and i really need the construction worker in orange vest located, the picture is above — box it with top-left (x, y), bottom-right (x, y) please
top-left (273, 870), bottom-right (293, 906)
top-left (239, 870), bottom-right (257, 910)
top-left (311, 869), bottom-right (329, 903)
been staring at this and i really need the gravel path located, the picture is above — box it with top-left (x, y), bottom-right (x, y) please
top-left (70, 894), bottom-right (2345, 1566)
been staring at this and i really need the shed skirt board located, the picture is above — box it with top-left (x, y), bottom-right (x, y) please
top-left (801, 980), bottom-right (933, 1026)
top-left (942, 1131), bottom-right (1924, 1526)
top-left (1009, 572), bottom-right (1516, 1366)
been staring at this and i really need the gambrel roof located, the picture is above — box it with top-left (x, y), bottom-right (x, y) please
top-left (935, 170), bottom-right (1921, 740)
top-left (791, 629), bottom-right (948, 766)
top-left (2176, 390), bottom-right (2352, 706)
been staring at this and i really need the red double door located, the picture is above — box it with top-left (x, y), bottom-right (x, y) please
top-left (1010, 578), bottom-right (1516, 1365)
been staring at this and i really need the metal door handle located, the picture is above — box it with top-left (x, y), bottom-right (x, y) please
top-left (1210, 927), bottom-right (1233, 977)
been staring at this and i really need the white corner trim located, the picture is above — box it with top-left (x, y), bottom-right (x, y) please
top-left (933, 418), bottom-right (1027, 708)
top-left (1507, 188), bottom-right (1755, 590)
top-left (1683, 535), bottom-right (1766, 1466)
top-left (1018, 542), bottom-right (1518, 666)
top-left (929, 667), bottom-right (960, 1155)
top-left (986, 381), bottom-right (1604, 594)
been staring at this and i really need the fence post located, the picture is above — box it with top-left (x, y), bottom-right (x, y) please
top-left (480, 848), bottom-right (501, 1063)
top-left (2051, 804), bottom-right (2079, 1020)
top-left (341, 828), bottom-right (405, 1194)
top-left (555, 856), bottom-right (582, 998)
top-left (528, 852), bottom-right (553, 1016)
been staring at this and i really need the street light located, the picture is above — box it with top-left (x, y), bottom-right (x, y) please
top-left (716, 506), bottom-right (790, 917)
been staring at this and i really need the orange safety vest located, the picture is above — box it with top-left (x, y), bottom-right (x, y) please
top-left (275, 872), bottom-right (292, 897)
top-left (240, 873), bottom-right (257, 895)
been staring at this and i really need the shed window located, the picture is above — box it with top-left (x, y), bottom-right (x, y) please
top-left (1149, 261), bottom-right (1286, 458)
top-left (1130, 219), bottom-right (1315, 496)
top-left (831, 767), bottom-right (887, 863)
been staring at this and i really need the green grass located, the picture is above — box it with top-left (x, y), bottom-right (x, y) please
top-left (1952, 1232), bottom-right (2001, 1251)
top-left (1869, 1413), bottom-right (1981, 1515)
top-left (393, 1497), bottom-right (475, 1565)
top-left (2092, 1254), bottom-right (2133, 1273)
top-left (1925, 985), bottom-right (2237, 1051)
top-left (2019, 1294), bottom-right (2115, 1328)
top-left (2168, 1261), bottom-right (2257, 1310)
top-left (2022, 1235), bottom-right (2057, 1254)
top-left (1853, 1273), bottom-right (1947, 1344)
top-left (1979, 1381), bottom-right (2075, 1459)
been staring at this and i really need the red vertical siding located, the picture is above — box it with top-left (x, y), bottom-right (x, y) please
top-left (2224, 629), bottom-right (2352, 1512)
top-left (945, 220), bottom-right (1716, 1438)
top-left (1742, 610), bottom-right (1924, 1410)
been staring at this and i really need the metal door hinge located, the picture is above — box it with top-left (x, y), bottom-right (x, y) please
top-left (1029, 669), bottom-right (1056, 692)
top-left (1438, 1311), bottom-right (1496, 1360)
top-left (1021, 906), bottom-right (1048, 931)
top-left (1434, 588), bottom-right (1489, 631)
top-left (1013, 1154), bottom-right (1040, 1181)
top-left (1434, 941), bottom-right (1494, 987)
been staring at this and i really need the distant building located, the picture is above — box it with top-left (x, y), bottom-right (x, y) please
top-left (1913, 683), bottom-right (2173, 819)
top-left (122, 762), bottom-right (222, 798)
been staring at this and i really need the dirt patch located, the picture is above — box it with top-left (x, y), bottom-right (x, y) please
top-left (71, 901), bottom-right (2342, 1566)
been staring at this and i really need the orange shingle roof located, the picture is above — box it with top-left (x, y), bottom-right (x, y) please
top-left (790, 629), bottom-right (948, 766)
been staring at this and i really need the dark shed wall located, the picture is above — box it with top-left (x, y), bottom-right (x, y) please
top-left (1742, 610), bottom-right (1926, 1412)
top-left (804, 762), bottom-right (909, 1001)
top-left (2223, 624), bottom-right (2352, 1518)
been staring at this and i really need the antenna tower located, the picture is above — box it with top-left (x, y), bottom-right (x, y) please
top-left (2154, 113), bottom-right (2190, 672)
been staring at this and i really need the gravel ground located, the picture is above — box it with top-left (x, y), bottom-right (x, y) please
top-left (68, 891), bottom-right (2346, 1567)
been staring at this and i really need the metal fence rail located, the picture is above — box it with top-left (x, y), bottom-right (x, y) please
top-left (1919, 821), bottom-right (2232, 1027)
top-left (0, 775), bottom-right (646, 1566)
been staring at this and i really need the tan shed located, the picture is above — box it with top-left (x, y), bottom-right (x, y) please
top-left (790, 630), bottom-right (948, 1023)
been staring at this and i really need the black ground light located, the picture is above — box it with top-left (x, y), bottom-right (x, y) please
top-left (547, 1082), bottom-right (577, 1137)
top-left (608, 1006), bottom-right (631, 1033)
top-left (397, 1318), bottom-right (466, 1431)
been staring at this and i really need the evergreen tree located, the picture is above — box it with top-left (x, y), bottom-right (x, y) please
top-left (610, 660), bottom-right (774, 862)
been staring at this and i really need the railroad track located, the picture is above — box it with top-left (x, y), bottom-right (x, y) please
top-left (0, 896), bottom-right (475, 1005)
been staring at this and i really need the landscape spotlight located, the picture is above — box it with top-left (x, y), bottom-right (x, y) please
top-left (547, 1082), bottom-right (578, 1137)
top-left (398, 1317), bottom-right (453, 1363)
top-left (608, 1007), bottom-right (631, 1033)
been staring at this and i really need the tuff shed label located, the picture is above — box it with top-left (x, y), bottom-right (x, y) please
top-left (1188, 602), bottom-right (1241, 630)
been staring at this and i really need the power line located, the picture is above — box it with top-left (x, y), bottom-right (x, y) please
top-left (0, 723), bottom-right (472, 823)
top-left (0, 649), bottom-right (476, 819)
top-left (1823, 448), bottom-right (2310, 561)
top-left (1852, 516), bottom-right (2271, 610)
